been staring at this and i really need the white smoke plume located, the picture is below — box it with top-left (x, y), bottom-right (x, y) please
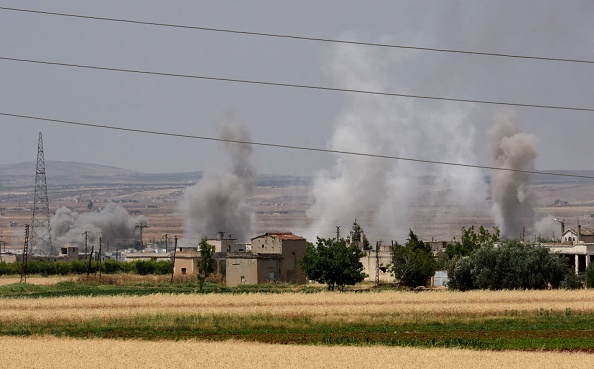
top-left (178, 115), bottom-right (256, 243)
top-left (489, 115), bottom-right (537, 238)
top-left (50, 203), bottom-right (144, 248)
top-left (533, 215), bottom-right (561, 241)
top-left (306, 44), bottom-right (487, 242)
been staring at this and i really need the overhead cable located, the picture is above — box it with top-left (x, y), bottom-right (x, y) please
top-left (1, 56), bottom-right (594, 113)
top-left (1, 6), bottom-right (593, 65)
top-left (2, 111), bottom-right (594, 180)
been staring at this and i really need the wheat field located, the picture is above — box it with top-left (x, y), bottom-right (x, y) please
top-left (0, 336), bottom-right (591, 369)
top-left (2, 289), bottom-right (594, 324)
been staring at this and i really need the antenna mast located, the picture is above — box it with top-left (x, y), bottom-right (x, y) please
top-left (30, 132), bottom-right (53, 255)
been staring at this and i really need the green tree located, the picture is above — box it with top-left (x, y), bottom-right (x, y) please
top-left (446, 225), bottom-right (499, 259)
top-left (389, 230), bottom-right (437, 287)
top-left (198, 237), bottom-right (216, 292)
top-left (301, 237), bottom-right (367, 291)
top-left (447, 240), bottom-right (568, 290)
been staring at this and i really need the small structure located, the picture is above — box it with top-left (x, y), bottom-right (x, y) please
top-left (172, 235), bottom-right (238, 277)
top-left (59, 245), bottom-right (80, 262)
top-left (125, 245), bottom-right (173, 262)
top-left (225, 232), bottom-right (307, 286)
top-left (360, 242), bottom-right (392, 283)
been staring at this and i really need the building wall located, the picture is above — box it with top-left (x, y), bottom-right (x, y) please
top-left (278, 239), bottom-right (307, 284)
top-left (226, 257), bottom-right (259, 286)
top-left (251, 236), bottom-right (282, 254)
top-left (173, 254), bottom-right (199, 276)
top-left (207, 239), bottom-right (238, 253)
top-left (257, 258), bottom-right (281, 283)
top-left (360, 250), bottom-right (393, 282)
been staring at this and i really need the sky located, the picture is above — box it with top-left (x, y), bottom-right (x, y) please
top-left (1, 1), bottom-right (594, 176)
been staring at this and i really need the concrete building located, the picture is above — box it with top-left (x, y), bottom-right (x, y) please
top-left (59, 245), bottom-right (80, 262)
top-left (542, 225), bottom-right (594, 273)
top-left (226, 232), bottom-right (307, 286)
top-left (172, 236), bottom-right (239, 277)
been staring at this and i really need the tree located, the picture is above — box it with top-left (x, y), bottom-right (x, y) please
top-left (389, 230), bottom-right (437, 287)
top-left (447, 240), bottom-right (568, 290)
top-left (446, 225), bottom-right (499, 259)
top-left (301, 237), bottom-right (367, 291)
top-left (198, 237), bottom-right (216, 292)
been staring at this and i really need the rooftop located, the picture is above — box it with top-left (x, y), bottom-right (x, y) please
top-left (253, 232), bottom-right (306, 241)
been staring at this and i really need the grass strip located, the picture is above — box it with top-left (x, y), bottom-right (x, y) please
top-left (0, 281), bottom-right (323, 298)
top-left (2, 313), bottom-right (594, 351)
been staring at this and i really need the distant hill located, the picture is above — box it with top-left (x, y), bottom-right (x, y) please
top-left (0, 161), bottom-right (202, 187)
top-left (0, 161), bottom-right (312, 188)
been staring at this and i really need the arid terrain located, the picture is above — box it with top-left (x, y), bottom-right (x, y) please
top-left (1, 161), bottom-right (593, 250)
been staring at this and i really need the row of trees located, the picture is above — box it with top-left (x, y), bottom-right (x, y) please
top-left (0, 259), bottom-right (173, 276)
top-left (301, 222), bottom-right (589, 291)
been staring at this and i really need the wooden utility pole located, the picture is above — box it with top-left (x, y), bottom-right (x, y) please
top-left (171, 236), bottom-right (177, 283)
top-left (336, 226), bottom-right (340, 241)
top-left (375, 240), bottom-right (381, 286)
top-left (98, 237), bottom-right (103, 282)
top-left (86, 245), bottom-right (94, 276)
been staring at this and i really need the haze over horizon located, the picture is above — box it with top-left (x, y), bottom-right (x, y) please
top-left (0, 1), bottom-right (593, 177)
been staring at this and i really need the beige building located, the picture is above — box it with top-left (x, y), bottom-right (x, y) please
top-left (173, 236), bottom-right (239, 277)
top-left (226, 232), bottom-right (307, 286)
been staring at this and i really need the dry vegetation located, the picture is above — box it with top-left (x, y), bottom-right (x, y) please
top-left (2, 289), bottom-right (594, 324)
top-left (0, 276), bottom-right (73, 286)
top-left (0, 336), bottom-right (591, 369)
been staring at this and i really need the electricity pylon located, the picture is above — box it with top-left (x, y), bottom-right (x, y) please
top-left (30, 132), bottom-right (53, 255)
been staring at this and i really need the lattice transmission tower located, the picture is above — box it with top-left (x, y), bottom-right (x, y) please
top-left (30, 132), bottom-right (53, 255)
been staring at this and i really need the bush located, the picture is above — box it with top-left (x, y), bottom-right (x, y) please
top-left (448, 240), bottom-right (568, 290)
top-left (561, 272), bottom-right (584, 290)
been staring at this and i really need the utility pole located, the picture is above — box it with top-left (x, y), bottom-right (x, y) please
top-left (522, 227), bottom-right (525, 242)
top-left (336, 226), bottom-right (340, 241)
top-left (375, 240), bottom-right (381, 286)
top-left (163, 234), bottom-right (169, 253)
top-left (98, 237), bottom-right (103, 282)
top-left (0, 231), bottom-right (4, 262)
top-left (171, 236), bottom-right (177, 283)
top-left (82, 231), bottom-right (89, 255)
top-left (86, 245), bottom-right (94, 276)
top-left (135, 223), bottom-right (148, 247)
top-left (20, 225), bottom-right (30, 283)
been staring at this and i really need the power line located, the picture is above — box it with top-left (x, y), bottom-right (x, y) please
top-left (2, 111), bottom-right (594, 180)
top-left (2, 56), bottom-right (594, 113)
top-left (1, 6), bottom-right (593, 66)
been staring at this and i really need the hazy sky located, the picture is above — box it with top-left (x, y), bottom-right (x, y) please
top-left (1, 1), bottom-right (593, 175)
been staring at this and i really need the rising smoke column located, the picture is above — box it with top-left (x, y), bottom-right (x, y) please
top-left (489, 115), bottom-right (537, 238)
top-left (306, 43), bottom-right (487, 242)
top-left (50, 203), bottom-right (144, 247)
top-left (178, 116), bottom-right (256, 242)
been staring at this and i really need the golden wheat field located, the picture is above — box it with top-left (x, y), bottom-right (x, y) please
top-left (2, 289), bottom-right (594, 324)
top-left (0, 336), bottom-right (591, 369)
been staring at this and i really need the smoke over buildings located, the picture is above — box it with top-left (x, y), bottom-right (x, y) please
top-left (178, 115), bottom-right (256, 243)
top-left (50, 203), bottom-right (144, 248)
top-left (305, 44), bottom-right (488, 242)
top-left (489, 115), bottom-right (538, 238)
